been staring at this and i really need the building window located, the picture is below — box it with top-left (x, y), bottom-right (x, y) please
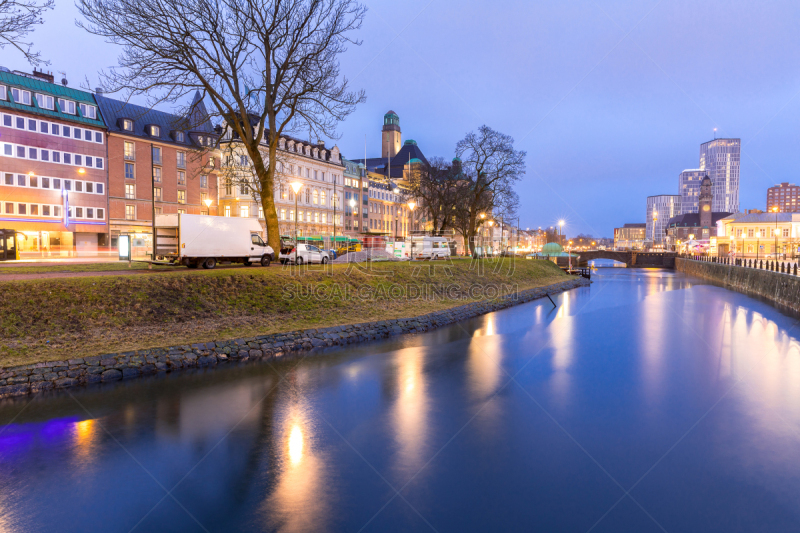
top-left (177, 171), bottom-right (186, 186)
top-left (200, 175), bottom-right (207, 188)
top-left (79, 103), bottom-right (97, 119)
top-left (154, 187), bottom-right (162, 201)
top-left (153, 167), bottom-right (162, 183)
top-left (122, 119), bottom-right (133, 131)
top-left (149, 125), bottom-right (160, 137)
top-left (177, 190), bottom-right (186, 204)
top-left (124, 141), bottom-right (135, 160)
top-left (152, 146), bottom-right (162, 165)
top-left (240, 205), bottom-right (249, 218)
top-left (35, 93), bottom-right (54, 110)
top-left (225, 178), bottom-right (232, 196)
top-left (12, 88), bottom-right (32, 105)
top-left (175, 131), bottom-right (185, 142)
top-left (748, 229), bottom-right (754, 237)
top-left (258, 206), bottom-right (263, 219)
top-left (0, 86), bottom-right (6, 100)
top-left (240, 183), bottom-right (248, 195)
top-left (224, 205), bottom-right (231, 217)
top-left (320, 190), bottom-right (326, 205)
top-left (125, 184), bottom-right (135, 199)
top-left (313, 189), bottom-right (319, 204)
top-left (154, 206), bottom-right (162, 215)
top-left (200, 191), bottom-right (207, 205)
top-left (57, 97), bottom-right (75, 113)
top-left (125, 162), bottom-right (135, 180)
top-left (783, 228), bottom-right (790, 238)
top-left (177, 151), bottom-right (186, 169)
top-left (125, 205), bottom-right (135, 220)
top-left (177, 209), bottom-right (185, 214)
top-left (280, 209), bottom-right (286, 220)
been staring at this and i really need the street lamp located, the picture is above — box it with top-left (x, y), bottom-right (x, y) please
top-left (558, 220), bottom-right (565, 245)
top-left (204, 198), bottom-right (212, 215)
top-left (408, 200), bottom-right (417, 257)
top-left (772, 206), bottom-right (780, 259)
top-left (290, 181), bottom-right (303, 246)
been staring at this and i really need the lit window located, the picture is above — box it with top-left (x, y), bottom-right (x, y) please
top-left (122, 119), bottom-right (133, 131)
top-left (125, 205), bottom-right (135, 220)
top-left (125, 183), bottom-right (135, 199)
top-left (124, 141), bottom-right (135, 160)
top-left (177, 190), bottom-right (186, 204)
top-left (153, 167), bottom-right (162, 183)
top-left (177, 171), bottom-right (186, 186)
top-left (224, 205), bottom-right (231, 217)
top-left (240, 205), bottom-right (249, 217)
top-left (154, 187), bottom-right (162, 201)
top-left (150, 125), bottom-right (160, 136)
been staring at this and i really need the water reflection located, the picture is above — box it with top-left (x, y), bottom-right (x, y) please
top-left (3, 269), bottom-right (800, 531)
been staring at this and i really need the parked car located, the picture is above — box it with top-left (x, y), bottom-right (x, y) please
top-left (280, 243), bottom-right (331, 265)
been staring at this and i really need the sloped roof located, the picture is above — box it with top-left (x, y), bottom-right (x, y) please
top-left (0, 70), bottom-right (105, 128)
top-left (668, 212), bottom-right (732, 227)
top-left (95, 94), bottom-right (210, 147)
top-left (391, 142), bottom-right (429, 167)
top-left (726, 212), bottom-right (794, 224)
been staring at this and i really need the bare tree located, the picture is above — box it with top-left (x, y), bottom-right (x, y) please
top-left (77, 0), bottom-right (366, 251)
top-left (407, 156), bottom-right (460, 236)
top-left (450, 176), bottom-right (492, 256)
top-left (455, 125), bottom-right (526, 254)
top-left (0, 0), bottom-right (53, 65)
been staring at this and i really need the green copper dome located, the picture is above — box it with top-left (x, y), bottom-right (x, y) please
top-left (541, 242), bottom-right (563, 254)
top-left (404, 139), bottom-right (417, 146)
top-left (408, 158), bottom-right (422, 164)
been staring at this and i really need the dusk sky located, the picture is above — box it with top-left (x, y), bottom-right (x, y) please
top-left (12, 0), bottom-right (800, 237)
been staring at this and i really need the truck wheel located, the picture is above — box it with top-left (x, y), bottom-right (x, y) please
top-left (296, 256), bottom-right (304, 265)
top-left (203, 258), bottom-right (216, 269)
top-left (261, 255), bottom-right (271, 267)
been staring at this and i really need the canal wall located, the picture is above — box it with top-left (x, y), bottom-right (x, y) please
top-left (676, 258), bottom-right (800, 312)
top-left (0, 277), bottom-right (590, 400)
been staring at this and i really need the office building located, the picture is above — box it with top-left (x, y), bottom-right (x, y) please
top-left (646, 194), bottom-right (680, 247)
top-left (614, 223), bottom-right (646, 250)
top-left (0, 69), bottom-right (108, 256)
top-left (699, 138), bottom-right (740, 213)
top-left (679, 169), bottom-right (707, 214)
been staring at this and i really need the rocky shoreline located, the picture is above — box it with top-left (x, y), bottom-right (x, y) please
top-left (0, 277), bottom-right (589, 400)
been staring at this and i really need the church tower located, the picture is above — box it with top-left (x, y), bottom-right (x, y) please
top-left (699, 174), bottom-right (713, 234)
top-left (382, 110), bottom-right (401, 159)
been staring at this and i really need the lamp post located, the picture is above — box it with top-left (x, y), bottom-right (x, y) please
top-left (204, 198), bottom-right (212, 215)
top-left (332, 175), bottom-right (337, 249)
top-left (408, 200), bottom-right (416, 258)
top-left (772, 206), bottom-right (780, 259)
top-left (558, 220), bottom-right (565, 245)
top-left (290, 182), bottom-right (302, 247)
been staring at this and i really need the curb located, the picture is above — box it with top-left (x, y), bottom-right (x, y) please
top-left (0, 277), bottom-right (590, 400)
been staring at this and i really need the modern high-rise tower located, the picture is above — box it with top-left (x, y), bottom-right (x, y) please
top-left (699, 138), bottom-right (740, 213)
top-left (381, 110), bottom-right (401, 159)
top-left (678, 169), bottom-right (707, 214)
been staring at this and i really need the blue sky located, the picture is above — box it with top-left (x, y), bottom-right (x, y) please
top-left (12, 0), bottom-right (800, 237)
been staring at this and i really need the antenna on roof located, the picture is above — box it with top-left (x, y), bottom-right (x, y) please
top-left (713, 127), bottom-right (717, 140)
top-left (58, 71), bottom-right (67, 86)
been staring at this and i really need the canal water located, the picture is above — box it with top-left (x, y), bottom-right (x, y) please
top-left (2, 267), bottom-right (800, 532)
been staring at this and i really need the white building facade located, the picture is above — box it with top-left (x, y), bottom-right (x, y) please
top-left (646, 194), bottom-right (680, 247)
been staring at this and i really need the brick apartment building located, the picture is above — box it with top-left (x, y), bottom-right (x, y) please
top-left (0, 68), bottom-right (108, 256)
top-left (95, 92), bottom-right (218, 254)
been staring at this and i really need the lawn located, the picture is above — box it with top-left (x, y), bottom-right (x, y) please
top-left (0, 258), bottom-right (569, 367)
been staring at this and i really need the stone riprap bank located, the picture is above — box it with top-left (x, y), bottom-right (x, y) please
top-left (0, 277), bottom-right (589, 399)
top-left (676, 258), bottom-right (800, 312)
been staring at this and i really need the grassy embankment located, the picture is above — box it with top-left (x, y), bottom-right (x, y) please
top-left (0, 258), bottom-right (568, 367)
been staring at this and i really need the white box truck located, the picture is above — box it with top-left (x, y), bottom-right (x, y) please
top-left (154, 214), bottom-right (274, 269)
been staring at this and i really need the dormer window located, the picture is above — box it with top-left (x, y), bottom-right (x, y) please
top-left (57, 97), bottom-right (75, 114)
top-left (79, 103), bottom-right (97, 119)
top-left (0, 85), bottom-right (6, 100)
top-left (35, 93), bottom-right (54, 110)
top-left (173, 131), bottom-right (185, 143)
top-left (148, 125), bottom-right (160, 137)
top-left (13, 88), bottom-right (32, 105)
top-left (121, 119), bottom-right (133, 131)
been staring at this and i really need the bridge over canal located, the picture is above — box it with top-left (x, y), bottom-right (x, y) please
top-left (577, 251), bottom-right (676, 268)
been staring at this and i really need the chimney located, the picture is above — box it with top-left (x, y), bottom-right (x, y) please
top-left (32, 69), bottom-right (54, 83)
top-left (95, 87), bottom-right (104, 95)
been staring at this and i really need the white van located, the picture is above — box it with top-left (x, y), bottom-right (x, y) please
top-left (407, 236), bottom-right (451, 260)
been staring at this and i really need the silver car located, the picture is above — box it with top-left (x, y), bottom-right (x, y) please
top-left (283, 243), bottom-right (330, 265)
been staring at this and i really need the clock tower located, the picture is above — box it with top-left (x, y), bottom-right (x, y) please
top-left (381, 110), bottom-right (401, 159)
top-left (699, 174), bottom-right (712, 235)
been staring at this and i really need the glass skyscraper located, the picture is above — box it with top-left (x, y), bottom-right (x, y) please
top-left (646, 194), bottom-right (680, 246)
top-left (679, 169), bottom-right (707, 214)
top-left (699, 138), bottom-right (740, 213)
